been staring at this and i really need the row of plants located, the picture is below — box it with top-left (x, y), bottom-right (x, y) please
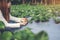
top-left (53, 17), bottom-right (60, 24)
top-left (11, 4), bottom-right (56, 23)
top-left (14, 28), bottom-right (48, 40)
top-left (0, 21), bottom-right (48, 40)
top-left (50, 6), bottom-right (60, 24)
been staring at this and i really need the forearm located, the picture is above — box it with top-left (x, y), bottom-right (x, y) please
top-left (10, 14), bottom-right (21, 22)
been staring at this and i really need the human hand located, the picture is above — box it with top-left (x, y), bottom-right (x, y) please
top-left (20, 18), bottom-right (28, 25)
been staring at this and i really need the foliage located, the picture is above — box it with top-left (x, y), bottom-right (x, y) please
top-left (13, 28), bottom-right (48, 40)
top-left (11, 4), bottom-right (55, 23)
top-left (1, 31), bottom-right (13, 40)
top-left (36, 31), bottom-right (48, 40)
top-left (49, 6), bottom-right (60, 17)
top-left (0, 27), bottom-right (48, 40)
top-left (54, 17), bottom-right (60, 24)
top-left (0, 21), bottom-right (5, 29)
top-left (14, 28), bottom-right (35, 40)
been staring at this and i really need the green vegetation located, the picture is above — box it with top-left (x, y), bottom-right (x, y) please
top-left (11, 4), bottom-right (56, 23)
top-left (14, 28), bottom-right (35, 40)
top-left (0, 31), bottom-right (13, 40)
top-left (13, 28), bottom-right (48, 40)
top-left (54, 17), bottom-right (60, 24)
top-left (36, 31), bottom-right (48, 40)
top-left (0, 28), bottom-right (48, 40)
top-left (1, 4), bottom-right (60, 40)
top-left (0, 21), bottom-right (5, 29)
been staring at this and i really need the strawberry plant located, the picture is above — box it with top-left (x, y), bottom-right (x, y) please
top-left (11, 4), bottom-right (55, 23)
top-left (0, 21), bottom-right (5, 29)
top-left (1, 31), bottom-right (12, 40)
top-left (13, 28), bottom-right (48, 40)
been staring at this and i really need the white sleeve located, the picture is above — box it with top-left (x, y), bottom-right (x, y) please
top-left (9, 14), bottom-right (21, 22)
top-left (0, 10), bottom-right (20, 28)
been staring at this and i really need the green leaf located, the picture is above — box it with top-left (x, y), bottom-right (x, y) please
top-left (36, 31), bottom-right (48, 40)
top-left (2, 31), bottom-right (12, 40)
top-left (0, 21), bottom-right (5, 29)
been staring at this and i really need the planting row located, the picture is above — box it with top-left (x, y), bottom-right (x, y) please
top-left (0, 25), bottom-right (48, 40)
top-left (11, 4), bottom-right (60, 23)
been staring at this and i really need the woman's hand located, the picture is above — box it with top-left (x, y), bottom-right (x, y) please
top-left (20, 18), bottom-right (28, 25)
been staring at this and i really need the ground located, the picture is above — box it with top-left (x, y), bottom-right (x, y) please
top-left (22, 18), bottom-right (60, 40)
